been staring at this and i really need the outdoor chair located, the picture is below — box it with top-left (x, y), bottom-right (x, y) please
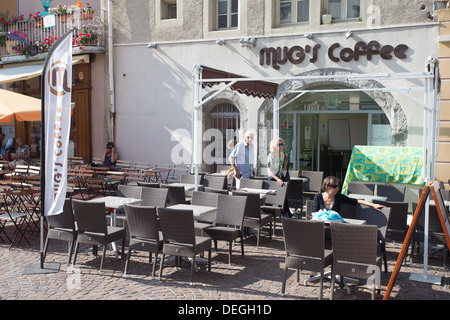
top-left (373, 200), bottom-right (409, 243)
top-left (137, 182), bottom-right (160, 188)
top-left (203, 174), bottom-right (228, 190)
top-left (116, 160), bottom-right (132, 169)
top-left (158, 207), bottom-right (212, 284)
top-left (347, 182), bottom-right (375, 196)
top-left (203, 194), bottom-right (247, 264)
top-left (233, 191), bottom-right (272, 247)
top-left (377, 185), bottom-right (406, 202)
top-left (171, 164), bottom-right (191, 183)
top-left (117, 185), bottom-right (143, 199)
top-left (354, 204), bottom-right (391, 273)
top-left (330, 223), bottom-right (382, 300)
top-left (43, 199), bottom-right (76, 265)
top-left (261, 180), bottom-right (288, 234)
top-left (281, 218), bottom-right (332, 299)
top-left (411, 203), bottom-right (449, 266)
top-left (0, 198), bottom-right (30, 249)
top-left (123, 204), bottom-right (163, 278)
top-left (285, 179), bottom-right (304, 218)
top-left (180, 173), bottom-right (197, 184)
top-left (300, 170), bottom-right (323, 200)
top-left (140, 187), bottom-right (168, 208)
top-left (161, 184), bottom-right (186, 206)
top-left (191, 191), bottom-right (219, 224)
top-left (238, 178), bottom-right (263, 189)
top-left (72, 200), bottom-right (127, 271)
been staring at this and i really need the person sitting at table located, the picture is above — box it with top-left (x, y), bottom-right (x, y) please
top-left (92, 142), bottom-right (118, 170)
top-left (9, 137), bottom-right (31, 169)
top-left (312, 175), bottom-right (384, 214)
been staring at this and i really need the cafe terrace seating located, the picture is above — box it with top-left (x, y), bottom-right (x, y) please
top-left (281, 218), bottom-right (332, 300)
top-left (72, 200), bottom-right (127, 271)
top-left (203, 194), bottom-right (247, 264)
top-left (260, 180), bottom-right (288, 234)
top-left (43, 199), bottom-right (76, 266)
top-left (330, 223), bottom-right (382, 300)
top-left (300, 170), bottom-right (323, 200)
top-left (347, 182), bottom-right (375, 196)
top-left (123, 204), bottom-right (163, 278)
top-left (239, 178), bottom-right (263, 189)
top-left (158, 207), bottom-right (212, 284)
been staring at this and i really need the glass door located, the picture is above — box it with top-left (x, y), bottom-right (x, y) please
top-left (297, 114), bottom-right (319, 171)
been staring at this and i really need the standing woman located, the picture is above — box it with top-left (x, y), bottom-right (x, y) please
top-left (267, 137), bottom-right (291, 217)
top-left (267, 137), bottom-right (289, 187)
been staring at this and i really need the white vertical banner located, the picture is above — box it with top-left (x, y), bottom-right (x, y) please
top-left (43, 30), bottom-right (73, 216)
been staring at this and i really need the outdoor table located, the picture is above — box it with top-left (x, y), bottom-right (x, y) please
top-left (88, 196), bottom-right (142, 257)
top-left (348, 194), bottom-right (388, 202)
top-left (236, 187), bottom-right (276, 199)
top-left (168, 182), bottom-right (196, 191)
top-left (168, 203), bottom-right (217, 219)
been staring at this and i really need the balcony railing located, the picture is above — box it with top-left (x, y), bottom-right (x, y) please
top-left (0, 12), bottom-right (105, 62)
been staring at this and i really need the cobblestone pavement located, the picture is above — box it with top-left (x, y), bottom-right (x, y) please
top-left (1, 223), bottom-right (450, 301)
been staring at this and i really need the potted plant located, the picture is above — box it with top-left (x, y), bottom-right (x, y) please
top-left (322, 8), bottom-right (332, 24)
top-left (82, 2), bottom-right (94, 20)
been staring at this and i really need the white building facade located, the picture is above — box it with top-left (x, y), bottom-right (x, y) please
top-left (104, 0), bottom-right (440, 178)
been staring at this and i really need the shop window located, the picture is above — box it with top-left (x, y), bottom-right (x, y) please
top-left (217, 0), bottom-right (239, 29)
top-left (325, 0), bottom-right (361, 20)
top-left (280, 0), bottom-right (310, 25)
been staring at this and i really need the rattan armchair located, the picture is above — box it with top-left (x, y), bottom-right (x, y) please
top-left (123, 204), bottom-right (163, 278)
top-left (233, 191), bottom-right (272, 247)
top-left (347, 182), bottom-right (375, 195)
top-left (261, 180), bottom-right (288, 234)
top-left (43, 198), bottom-right (76, 265)
top-left (239, 178), bottom-right (263, 189)
top-left (203, 194), bottom-right (247, 264)
top-left (281, 218), bottom-right (332, 299)
top-left (140, 187), bottom-right (168, 208)
top-left (330, 223), bottom-right (382, 300)
top-left (158, 207), bottom-right (212, 284)
top-left (300, 170), bottom-right (324, 200)
top-left (72, 200), bottom-right (127, 271)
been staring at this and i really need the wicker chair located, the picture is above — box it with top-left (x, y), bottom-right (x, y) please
top-left (411, 203), bottom-right (448, 266)
top-left (373, 200), bottom-right (409, 243)
top-left (281, 218), bottom-right (332, 299)
top-left (233, 191), bottom-right (272, 247)
top-left (203, 174), bottom-right (228, 190)
top-left (239, 178), bottom-right (263, 189)
top-left (123, 204), bottom-right (163, 278)
top-left (140, 187), bottom-right (168, 208)
top-left (376, 185), bottom-right (406, 202)
top-left (330, 223), bottom-right (382, 300)
top-left (72, 200), bottom-right (126, 271)
top-left (117, 185), bottom-right (143, 198)
top-left (354, 204), bottom-right (391, 273)
top-left (160, 184), bottom-right (186, 206)
top-left (203, 194), bottom-right (247, 264)
top-left (300, 170), bottom-right (324, 200)
top-left (43, 199), bottom-right (76, 265)
top-left (191, 191), bottom-right (219, 236)
top-left (158, 207), bottom-right (212, 284)
top-left (347, 182), bottom-right (375, 196)
top-left (137, 181), bottom-right (160, 188)
top-left (286, 178), bottom-right (304, 217)
top-left (261, 180), bottom-right (288, 234)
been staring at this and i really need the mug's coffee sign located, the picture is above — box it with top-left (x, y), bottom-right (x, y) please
top-left (259, 41), bottom-right (409, 70)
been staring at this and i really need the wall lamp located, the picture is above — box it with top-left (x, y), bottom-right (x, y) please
top-left (147, 43), bottom-right (157, 49)
top-left (304, 33), bottom-right (314, 40)
top-left (216, 39), bottom-right (226, 46)
top-left (345, 31), bottom-right (353, 39)
top-left (240, 37), bottom-right (257, 47)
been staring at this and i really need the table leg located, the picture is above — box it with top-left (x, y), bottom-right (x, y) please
top-left (109, 208), bottom-right (119, 260)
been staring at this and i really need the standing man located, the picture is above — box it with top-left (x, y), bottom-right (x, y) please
top-left (229, 130), bottom-right (256, 188)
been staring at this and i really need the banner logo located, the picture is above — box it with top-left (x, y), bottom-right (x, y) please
top-left (48, 61), bottom-right (71, 96)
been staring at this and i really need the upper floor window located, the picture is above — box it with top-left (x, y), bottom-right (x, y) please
top-left (218, 0), bottom-right (239, 29)
top-left (161, 0), bottom-right (177, 20)
top-left (280, 0), bottom-right (310, 24)
top-left (328, 0), bottom-right (361, 20)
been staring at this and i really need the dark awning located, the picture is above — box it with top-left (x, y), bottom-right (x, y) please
top-left (200, 65), bottom-right (278, 99)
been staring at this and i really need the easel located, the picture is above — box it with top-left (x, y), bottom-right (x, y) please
top-left (384, 181), bottom-right (450, 300)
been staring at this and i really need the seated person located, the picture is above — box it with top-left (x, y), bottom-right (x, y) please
top-left (9, 137), bottom-right (31, 169)
top-left (312, 176), bottom-right (384, 214)
top-left (92, 142), bottom-right (118, 170)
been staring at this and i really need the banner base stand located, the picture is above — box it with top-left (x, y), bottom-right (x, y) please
top-left (22, 262), bottom-right (60, 275)
top-left (409, 272), bottom-right (442, 284)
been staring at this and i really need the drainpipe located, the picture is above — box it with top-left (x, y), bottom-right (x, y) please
top-left (108, 0), bottom-right (116, 141)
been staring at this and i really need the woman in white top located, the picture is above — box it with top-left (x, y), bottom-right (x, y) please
top-left (267, 137), bottom-right (288, 187)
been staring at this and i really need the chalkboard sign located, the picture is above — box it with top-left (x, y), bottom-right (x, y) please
top-left (328, 119), bottom-right (350, 150)
top-left (384, 181), bottom-right (450, 300)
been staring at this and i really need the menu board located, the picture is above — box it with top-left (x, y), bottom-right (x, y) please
top-left (328, 119), bottom-right (350, 150)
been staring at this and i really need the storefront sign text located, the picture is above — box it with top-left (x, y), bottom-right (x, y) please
top-left (259, 41), bottom-right (409, 70)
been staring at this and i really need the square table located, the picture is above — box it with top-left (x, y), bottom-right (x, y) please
top-left (168, 182), bottom-right (196, 191)
top-left (167, 203), bottom-right (217, 219)
top-left (348, 194), bottom-right (387, 202)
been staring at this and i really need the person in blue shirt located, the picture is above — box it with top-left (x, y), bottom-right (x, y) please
top-left (229, 131), bottom-right (255, 187)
